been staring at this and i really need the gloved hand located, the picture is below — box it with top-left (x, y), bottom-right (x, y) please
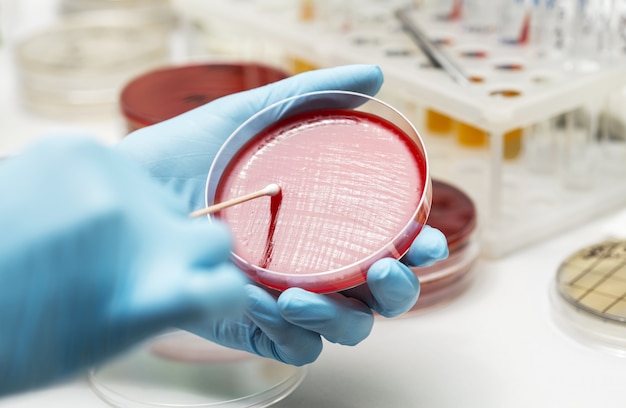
top-left (118, 64), bottom-right (449, 366)
top-left (0, 137), bottom-right (248, 396)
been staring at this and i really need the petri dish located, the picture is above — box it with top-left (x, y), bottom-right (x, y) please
top-left (120, 63), bottom-right (289, 132)
top-left (60, 0), bottom-right (172, 13)
top-left (409, 179), bottom-right (479, 312)
top-left (90, 330), bottom-right (306, 407)
top-left (205, 90), bottom-right (431, 293)
top-left (552, 240), bottom-right (626, 356)
top-left (15, 12), bottom-right (170, 118)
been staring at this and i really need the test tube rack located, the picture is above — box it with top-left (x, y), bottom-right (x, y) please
top-left (173, 0), bottom-right (626, 258)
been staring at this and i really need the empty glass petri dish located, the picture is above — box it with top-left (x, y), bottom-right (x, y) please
top-left (58, 0), bottom-right (176, 37)
top-left (120, 63), bottom-right (289, 132)
top-left (552, 240), bottom-right (626, 356)
top-left (15, 12), bottom-right (170, 118)
top-left (89, 330), bottom-right (306, 407)
top-left (408, 179), bottom-right (480, 312)
top-left (205, 90), bottom-right (431, 293)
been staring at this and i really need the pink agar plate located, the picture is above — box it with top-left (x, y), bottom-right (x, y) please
top-left (206, 91), bottom-right (431, 293)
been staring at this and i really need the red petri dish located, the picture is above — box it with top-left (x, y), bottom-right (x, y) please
top-left (206, 91), bottom-right (431, 293)
top-left (120, 63), bottom-right (289, 132)
top-left (409, 179), bottom-right (479, 312)
top-left (427, 179), bottom-right (477, 251)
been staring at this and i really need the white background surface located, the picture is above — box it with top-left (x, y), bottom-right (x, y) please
top-left (1, 1), bottom-right (626, 407)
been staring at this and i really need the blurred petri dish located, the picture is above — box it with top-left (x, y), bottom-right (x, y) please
top-left (60, 0), bottom-right (172, 13)
top-left (89, 330), bottom-right (306, 407)
top-left (15, 12), bottom-right (170, 118)
top-left (552, 240), bottom-right (626, 356)
top-left (409, 179), bottom-right (479, 312)
top-left (206, 90), bottom-right (431, 293)
top-left (58, 0), bottom-right (176, 29)
top-left (120, 63), bottom-right (289, 132)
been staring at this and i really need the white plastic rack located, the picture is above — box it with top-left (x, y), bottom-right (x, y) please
top-left (174, 0), bottom-right (626, 257)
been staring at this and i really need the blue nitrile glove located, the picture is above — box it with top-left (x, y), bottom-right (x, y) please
top-left (0, 136), bottom-right (248, 396)
top-left (118, 64), bottom-right (449, 366)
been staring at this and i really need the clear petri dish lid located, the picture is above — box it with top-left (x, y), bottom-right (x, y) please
top-left (552, 240), bottom-right (626, 356)
top-left (18, 84), bottom-right (123, 118)
top-left (58, 0), bottom-right (177, 33)
top-left (205, 90), bottom-right (431, 294)
top-left (120, 63), bottom-right (289, 130)
top-left (15, 12), bottom-right (170, 78)
top-left (15, 12), bottom-right (170, 118)
top-left (89, 330), bottom-right (306, 407)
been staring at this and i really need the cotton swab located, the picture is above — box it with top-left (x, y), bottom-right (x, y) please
top-left (189, 183), bottom-right (281, 218)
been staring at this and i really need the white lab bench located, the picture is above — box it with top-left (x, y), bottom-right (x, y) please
top-left (1, 2), bottom-right (626, 407)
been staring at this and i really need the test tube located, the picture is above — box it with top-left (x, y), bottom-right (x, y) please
top-left (612, 0), bottom-right (626, 56)
top-left (503, 128), bottom-right (523, 159)
top-left (499, 0), bottom-right (532, 45)
top-left (530, 0), bottom-right (573, 61)
top-left (524, 117), bottom-right (558, 173)
top-left (462, 0), bottom-right (501, 33)
top-left (0, 0), bottom-right (4, 46)
top-left (570, 0), bottom-right (614, 67)
top-left (457, 122), bottom-right (488, 147)
top-left (429, 0), bottom-right (463, 21)
top-left (598, 88), bottom-right (626, 175)
top-left (529, 0), bottom-right (548, 56)
top-left (426, 109), bottom-right (455, 134)
top-left (455, 124), bottom-right (523, 159)
top-left (299, 0), bottom-right (316, 21)
top-left (557, 107), bottom-right (599, 189)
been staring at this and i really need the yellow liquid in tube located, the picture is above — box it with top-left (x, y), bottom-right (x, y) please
top-left (290, 57), bottom-right (319, 74)
top-left (503, 128), bottom-right (522, 160)
top-left (456, 122), bottom-right (523, 159)
top-left (426, 109), bottom-right (454, 134)
top-left (457, 122), bottom-right (487, 147)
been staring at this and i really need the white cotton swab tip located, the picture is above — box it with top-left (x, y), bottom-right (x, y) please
top-left (262, 183), bottom-right (281, 197)
top-left (189, 183), bottom-right (282, 218)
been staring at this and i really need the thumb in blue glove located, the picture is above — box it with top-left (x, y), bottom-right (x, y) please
top-left (0, 136), bottom-right (248, 396)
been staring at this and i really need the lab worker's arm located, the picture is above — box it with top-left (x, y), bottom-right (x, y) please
top-left (117, 65), bottom-right (449, 366)
top-left (0, 137), bottom-right (248, 396)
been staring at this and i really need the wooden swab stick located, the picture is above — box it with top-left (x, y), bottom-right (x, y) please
top-left (189, 183), bottom-right (281, 218)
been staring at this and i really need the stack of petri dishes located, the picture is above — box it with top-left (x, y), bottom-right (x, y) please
top-left (119, 63), bottom-right (289, 132)
top-left (15, 11), bottom-right (171, 118)
top-left (408, 178), bottom-right (480, 312)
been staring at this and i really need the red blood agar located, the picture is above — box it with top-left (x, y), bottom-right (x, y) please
top-left (409, 179), bottom-right (479, 312)
top-left (427, 179), bottom-right (476, 251)
top-left (214, 109), bottom-right (430, 293)
top-left (120, 63), bottom-right (289, 132)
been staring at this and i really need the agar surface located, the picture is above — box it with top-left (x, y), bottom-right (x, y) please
top-left (557, 241), bottom-right (626, 322)
top-left (216, 109), bottom-right (427, 277)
